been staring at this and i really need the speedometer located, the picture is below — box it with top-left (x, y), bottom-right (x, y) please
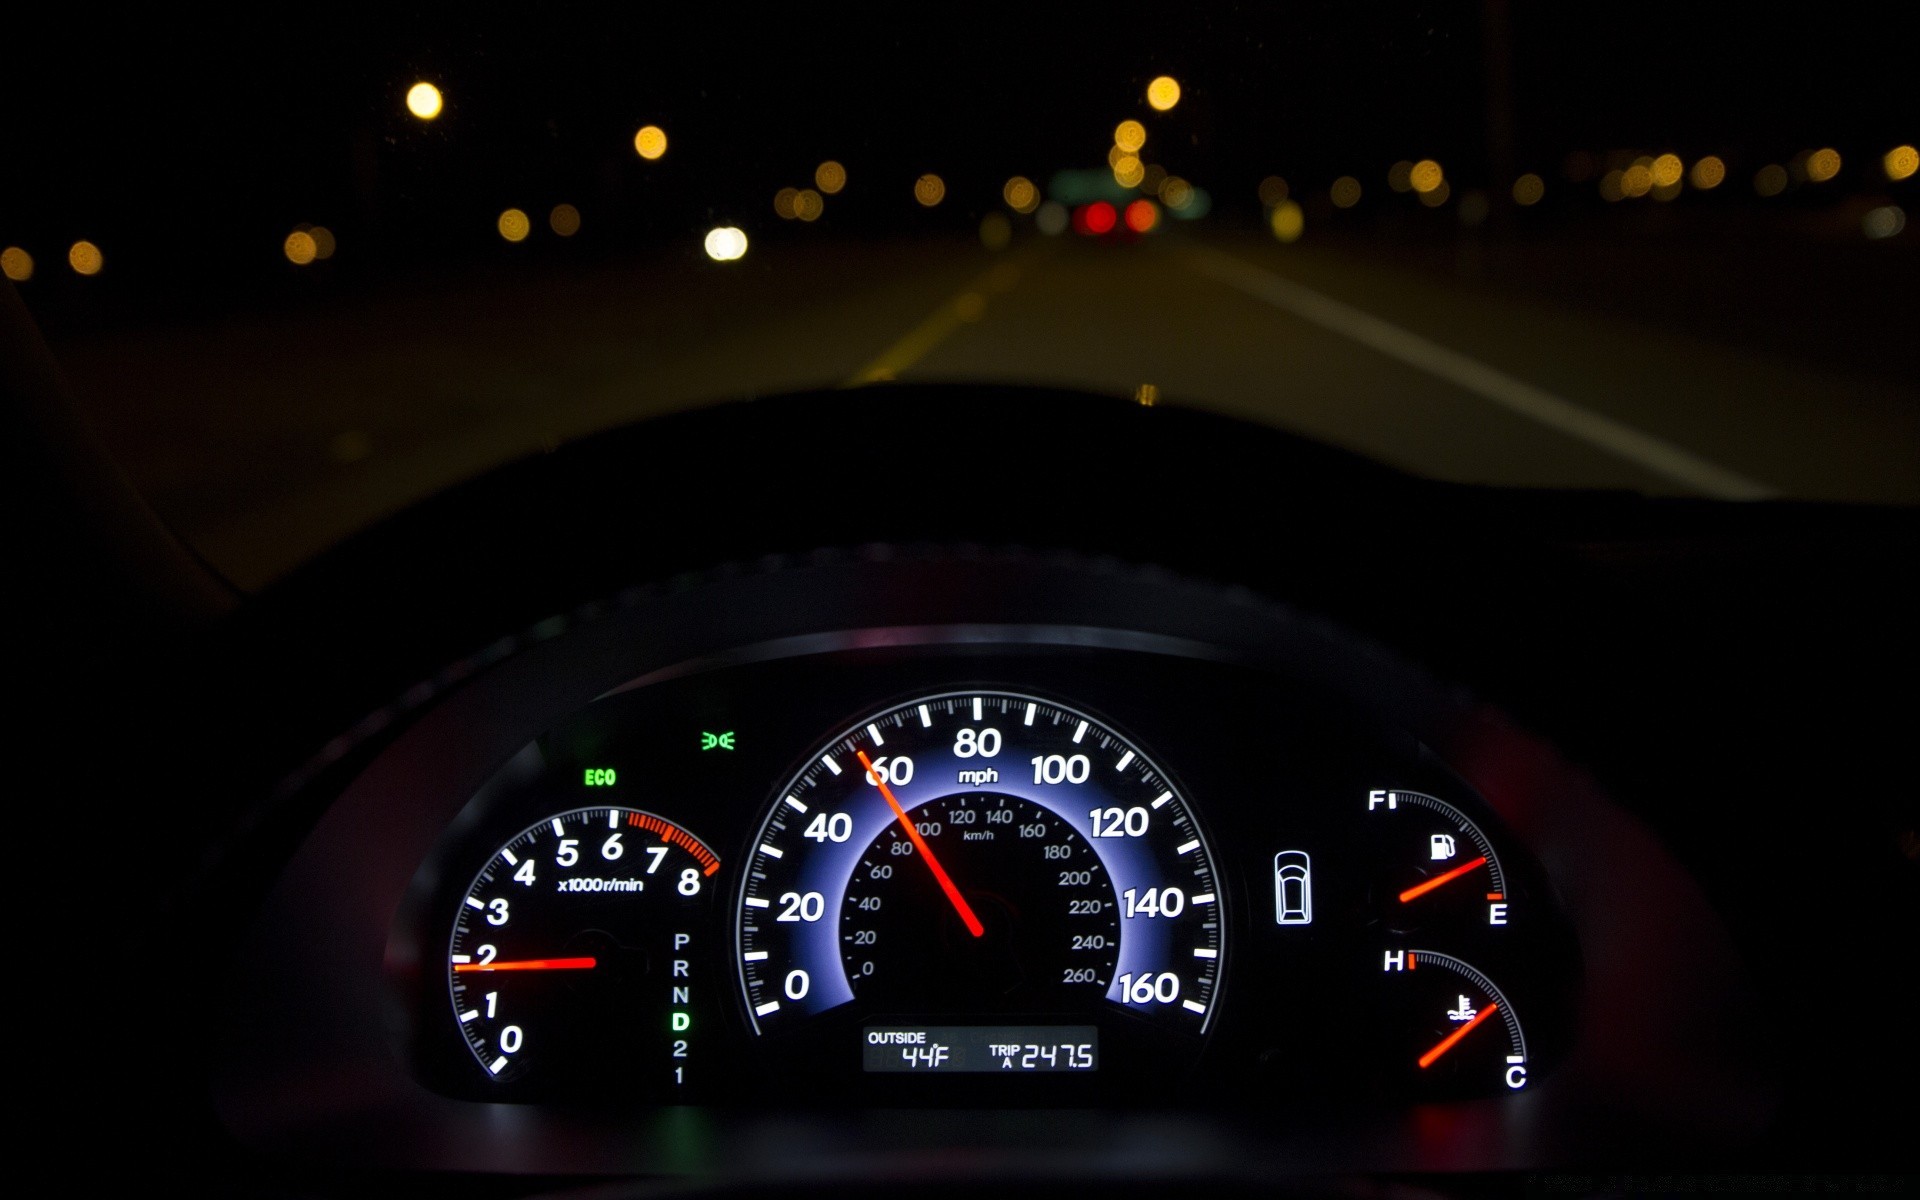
top-left (735, 691), bottom-right (1225, 1071)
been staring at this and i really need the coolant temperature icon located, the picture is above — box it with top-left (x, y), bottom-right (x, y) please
top-left (1273, 851), bottom-right (1313, 925)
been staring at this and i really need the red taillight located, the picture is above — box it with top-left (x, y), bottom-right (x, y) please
top-left (1123, 198), bottom-right (1159, 233)
top-left (1075, 201), bottom-right (1118, 235)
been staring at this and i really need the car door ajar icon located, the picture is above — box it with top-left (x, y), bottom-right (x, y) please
top-left (1273, 850), bottom-right (1313, 925)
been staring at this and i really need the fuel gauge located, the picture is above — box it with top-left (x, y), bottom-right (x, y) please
top-left (1366, 789), bottom-right (1513, 937)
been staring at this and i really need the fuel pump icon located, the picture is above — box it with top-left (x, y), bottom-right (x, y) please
top-left (1429, 833), bottom-right (1456, 861)
top-left (1273, 851), bottom-right (1313, 925)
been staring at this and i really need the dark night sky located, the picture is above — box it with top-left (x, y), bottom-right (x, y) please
top-left (3, 4), bottom-right (1913, 311)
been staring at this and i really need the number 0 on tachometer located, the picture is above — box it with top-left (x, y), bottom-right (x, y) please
top-left (735, 692), bottom-right (1225, 1043)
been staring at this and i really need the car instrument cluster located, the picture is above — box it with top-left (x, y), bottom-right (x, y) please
top-left (403, 647), bottom-right (1579, 1105)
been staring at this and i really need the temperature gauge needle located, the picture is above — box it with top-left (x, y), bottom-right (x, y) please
top-left (1398, 855), bottom-right (1488, 903)
top-left (453, 957), bottom-right (598, 973)
top-left (856, 750), bottom-right (986, 938)
top-left (1418, 1001), bottom-right (1499, 1068)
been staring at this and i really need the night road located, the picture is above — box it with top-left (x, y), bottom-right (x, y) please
top-left (50, 222), bottom-right (1920, 589)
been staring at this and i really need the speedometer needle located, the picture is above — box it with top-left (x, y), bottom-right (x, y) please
top-left (453, 957), bottom-right (598, 973)
top-left (1398, 855), bottom-right (1488, 903)
top-left (856, 749), bottom-right (986, 938)
top-left (1418, 1001), bottom-right (1499, 1068)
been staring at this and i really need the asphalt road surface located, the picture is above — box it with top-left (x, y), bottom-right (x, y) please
top-left (48, 226), bottom-right (1920, 590)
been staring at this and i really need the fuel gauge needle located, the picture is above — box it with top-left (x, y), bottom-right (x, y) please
top-left (856, 749), bottom-right (986, 938)
top-left (453, 957), bottom-right (597, 973)
top-left (1398, 855), bottom-right (1488, 903)
top-left (1418, 1002), bottom-right (1499, 1068)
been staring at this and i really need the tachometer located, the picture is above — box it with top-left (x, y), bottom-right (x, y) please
top-left (735, 691), bottom-right (1224, 1066)
top-left (448, 806), bottom-right (721, 1086)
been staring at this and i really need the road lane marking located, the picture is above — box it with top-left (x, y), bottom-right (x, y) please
top-left (1184, 246), bottom-right (1776, 500)
top-left (844, 252), bottom-right (1034, 386)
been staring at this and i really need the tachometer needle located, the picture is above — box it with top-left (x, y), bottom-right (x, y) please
top-left (1418, 1001), bottom-right (1499, 1069)
top-left (856, 749), bottom-right (986, 938)
top-left (453, 957), bottom-right (598, 973)
top-left (1398, 855), bottom-right (1488, 903)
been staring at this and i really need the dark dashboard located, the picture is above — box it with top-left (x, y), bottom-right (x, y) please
top-left (18, 385), bottom-right (1916, 1192)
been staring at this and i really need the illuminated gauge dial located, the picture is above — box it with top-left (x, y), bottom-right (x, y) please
top-left (737, 692), bottom-right (1224, 1047)
top-left (448, 807), bottom-right (721, 1085)
top-left (1377, 948), bottom-right (1531, 1097)
top-left (1365, 789), bottom-right (1514, 937)
top-left (842, 792), bottom-right (1120, 1009)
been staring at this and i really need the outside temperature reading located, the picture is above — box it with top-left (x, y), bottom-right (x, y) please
top-left (864, 1025), bottom-right (1099, 1072)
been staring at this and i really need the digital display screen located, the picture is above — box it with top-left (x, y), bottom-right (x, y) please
top-left (863, 1025), bottom-right (1098, 1072)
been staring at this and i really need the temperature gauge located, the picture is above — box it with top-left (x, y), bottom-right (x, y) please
top-left (1379, 948), bottom-right (1530, 1097)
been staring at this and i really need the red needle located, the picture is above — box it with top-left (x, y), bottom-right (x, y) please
top-left (856, 749), bottom-right (986, 938)
top-left (453, 956), bottom-right (597, 973)
top-left (1399, 855), bottom-right (1489, 903)
top-left (1418, 1001), bottom-right (1500, 1068)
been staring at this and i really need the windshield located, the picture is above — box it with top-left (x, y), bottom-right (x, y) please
top-left (7, 10), bottom-right (1915, 587)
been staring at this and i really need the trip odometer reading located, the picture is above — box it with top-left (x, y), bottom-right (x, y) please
top-left (736, 691), bottom-right (1225, 1063)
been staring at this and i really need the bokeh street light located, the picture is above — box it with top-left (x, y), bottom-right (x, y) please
top-left (1269, 200), bottom-right (1304, 242)
top-left (1146, 75), bottom-right (1181, 111)
top-left (633, 125), bottom-right (668, 160)
top-left (68, 240), bottom-right (103, 275)
top-left (283, 230), bottom-right (318, 265)
top-left (406, 82), bottom-right (443, 121)
top-left (1003, 176), bottom-right (1040, 213)
top-left (1862, 205), bottom-right (1906, 239)
top-left (703, 227), bottom-right (747, 261)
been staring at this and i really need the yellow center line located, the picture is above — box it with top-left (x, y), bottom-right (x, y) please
top-left (843, 243), bottom-right (1047, 386)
